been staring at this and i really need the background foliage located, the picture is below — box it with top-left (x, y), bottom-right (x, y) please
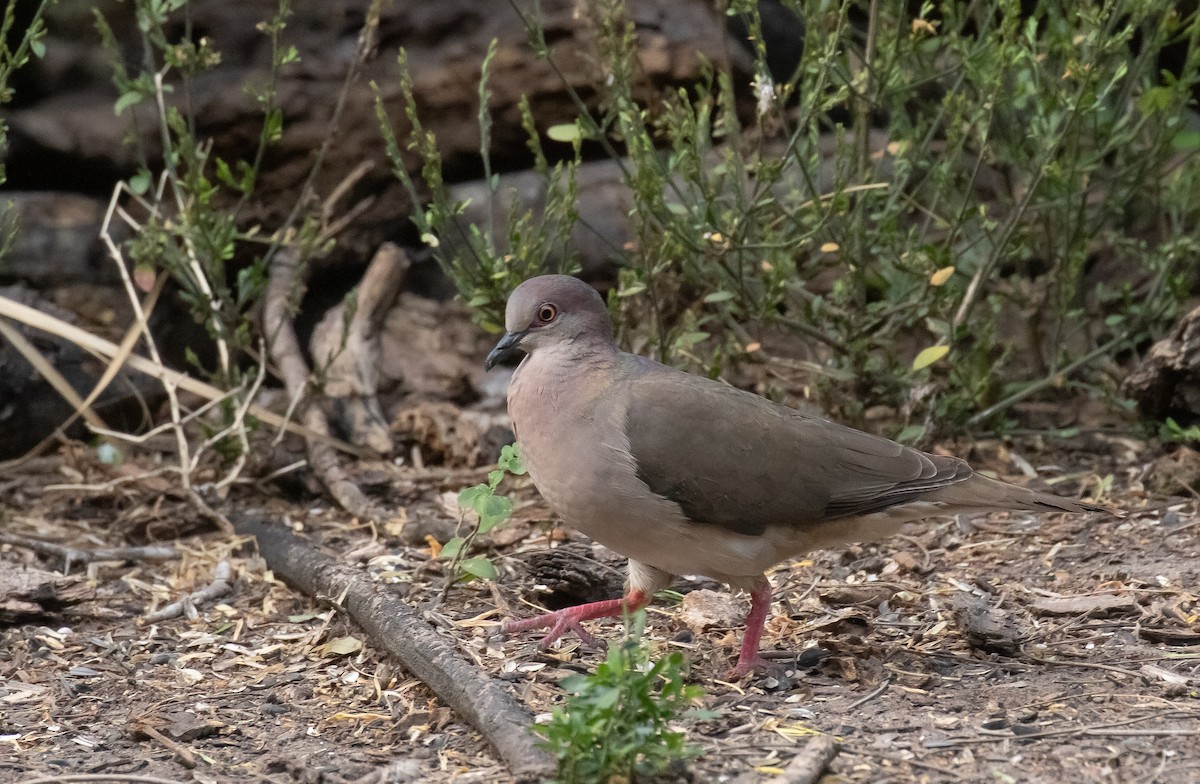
top-left (388, 0), bottom-right (1200, 440)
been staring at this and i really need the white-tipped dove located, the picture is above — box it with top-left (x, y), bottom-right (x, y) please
top-left (486, 274), bottom-right (1109, 676)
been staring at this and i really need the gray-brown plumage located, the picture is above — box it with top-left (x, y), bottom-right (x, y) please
top-left (486, 274), bottom-right (1109, 676)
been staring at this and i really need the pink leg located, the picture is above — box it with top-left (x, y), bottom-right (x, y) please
top-left (501, 590), bottom-right (650, 649)
top-left (728, 579), bottom-right (772, 678)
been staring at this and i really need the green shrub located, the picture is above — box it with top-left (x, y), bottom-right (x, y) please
top-left (0, 0), bottom-right (50, 263)
top-left (384, 0), bottom-right (1200, 438)
top-left (535, 611), bottom-right (703, 784)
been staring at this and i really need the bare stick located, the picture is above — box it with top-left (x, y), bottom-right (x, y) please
top-left (143, 560), bottom-right (233, 623)
top-left (302, 406), bottom-right (384, 519)
top-left (131, 721), bottom-right (197, 769)
top-left (234, 513), bottom-right (553, 782)
top-left (0, 532), bottom-right (178, 573)
top-left (778, 735), bottom-right (839, 784)
top-left (19, 775), bottom-right (186, 784)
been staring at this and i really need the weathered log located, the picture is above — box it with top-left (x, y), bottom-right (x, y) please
top-left (7, 0), bottom-right (738, 269)
top-left (1124, 303), bottom-right (1200, 424)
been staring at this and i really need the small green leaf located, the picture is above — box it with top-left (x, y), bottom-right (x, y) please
top-left (476, 495), bottom-right (512, 533)
top-left (912, 344), bottom-right (950, 370)
top-left (498, 443), bottom-right (526, 475)
top-left (215, 157), bottom-right (235, 189)
top-left (1172, 130), bottom-right (1200, 151)
top-left (459, 557), bottom-right (498, 581)
top-left (128, 169), bottom-right (152, 196)
top-left (895, 424), bottom-right (926, 443)
top-left (702, 290), bottom-right (735, 303)
top-left (115, 90), bottom-right (144, 116)
top-left (547, 122), bottom-right (581, 142)
top-left (457, 484), bottom-right (488, 510)
top-left (673, 330), bottom-right (710, 351)
top-left (439, 536), bottom-right (464, 559)
top-left (30, 39), bottom-right (45, 59)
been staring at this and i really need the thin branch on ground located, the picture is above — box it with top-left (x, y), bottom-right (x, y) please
top-left (19, 776), bottom-right (186, 784)
top-left (928, 710), bottom-right (1199, 748)
top-left (130, 720), bottom-right (198, 769)
top-left (143, 559), bottom-right (233, 623)
top-left (0, 532), bottom-right (178, 573)
top-left (233, 513), bottom-right (553, 782)
top-left (778, 735), bottom-right (839, 784)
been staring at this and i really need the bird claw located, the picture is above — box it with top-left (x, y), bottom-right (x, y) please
top-left (542, 613), bottom-right (603, 648)
top-left (725, 654), bottom-right (767, 680)
top-left (503, 607), bottom-right (608, 650)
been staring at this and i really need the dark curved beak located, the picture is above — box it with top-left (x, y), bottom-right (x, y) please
top-left (485, 329), bottom-right (528, 370)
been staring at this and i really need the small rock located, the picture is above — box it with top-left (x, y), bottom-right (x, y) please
top-left (679, 589), bottom-right (746, 631)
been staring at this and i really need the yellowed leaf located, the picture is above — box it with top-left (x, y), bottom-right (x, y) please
top-left (318, 636), bottom-right (362, 657)
top-left (819, 242), bottom-right (839, 253)
top-left (929, 265), bottom-right (955, 286)
top-left (912, 344), bottom-right (950, 370)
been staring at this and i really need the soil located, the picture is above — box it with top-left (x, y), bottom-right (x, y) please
top-left (1, 323), bottom-right (1198, 784)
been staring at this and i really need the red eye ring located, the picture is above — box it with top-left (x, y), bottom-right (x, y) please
top-left (536, 303), bottom-right (558, 324)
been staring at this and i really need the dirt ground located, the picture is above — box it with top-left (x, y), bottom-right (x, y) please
top-left (2, 354), bottom-right (1199, 784)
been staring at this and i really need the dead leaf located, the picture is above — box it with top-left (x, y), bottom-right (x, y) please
top-left (317, 636), bottom-right (363, 657)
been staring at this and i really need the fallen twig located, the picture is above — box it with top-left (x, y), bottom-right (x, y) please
top-left (233, 513), bottom-right (553, 782)
top-left (846, 678), bottom-right (890, 710)
top-left (777, 735), bottom-right (838, 784)
top-left (19, 775), bottom-right (186, 784)
top-left (0, 532), bottom-right (178, 573)
top-left (131, 721), bottom-right (198, 769)
top-left (264, 247), bottom-right (383, 519)
top-left (925, 710), bottom-right (1199, 748)
top-left (143, 560), bottom-right (233, 623)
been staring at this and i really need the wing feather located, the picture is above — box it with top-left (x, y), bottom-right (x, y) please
top-left (624, 359), bottom-right (973, 535)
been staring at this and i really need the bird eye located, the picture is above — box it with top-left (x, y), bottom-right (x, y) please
top-left (536, 303), bottom-right (558, 324)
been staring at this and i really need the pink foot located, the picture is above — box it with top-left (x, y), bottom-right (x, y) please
top-left (501, 591), bottom-right (649, 649)
top-left (726, 653), bottom-right (768, 680)
top-left (726, 578), bottom-right (773, 678)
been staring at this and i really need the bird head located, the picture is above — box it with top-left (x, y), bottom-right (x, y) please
top-left (485, 275), bottom-right (613, 369)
